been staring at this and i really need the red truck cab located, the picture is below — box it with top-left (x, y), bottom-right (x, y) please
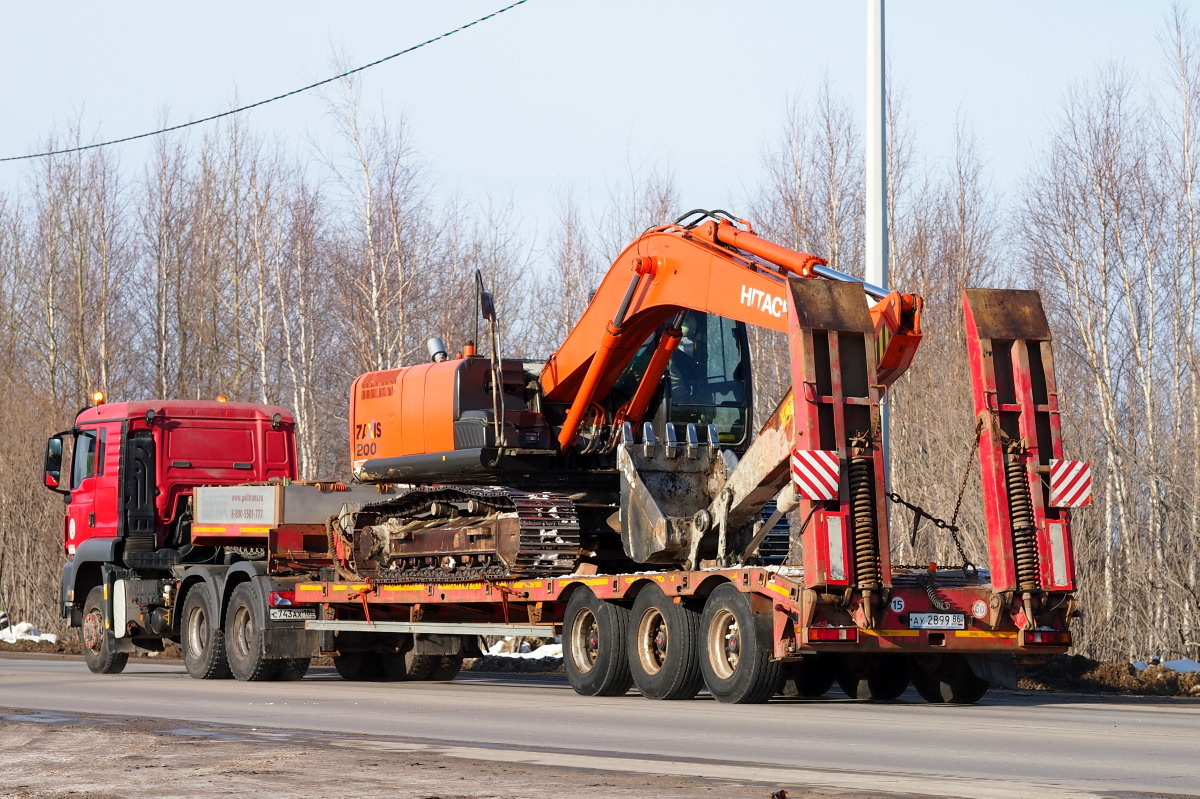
top-left (45, 399), bottom-right (298, 623)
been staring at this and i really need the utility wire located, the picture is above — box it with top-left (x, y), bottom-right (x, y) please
top-left (1, 0), bottom-right (530, 163)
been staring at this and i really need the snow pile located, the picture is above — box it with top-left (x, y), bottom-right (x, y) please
top-left (486, 637), bottom-right (561, 659)
top-left (0, 621), bottom-right (58, 645)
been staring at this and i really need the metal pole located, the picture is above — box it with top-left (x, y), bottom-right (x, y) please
top-left (866, 0), bottom-right (889, 475)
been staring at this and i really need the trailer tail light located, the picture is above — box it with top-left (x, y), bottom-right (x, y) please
top-left (269, 591), bottom-right (296, 607)
top-left (1021, 629), bottom-right (1071, 646)
top-left (806, 626), bottom-right (859, 643)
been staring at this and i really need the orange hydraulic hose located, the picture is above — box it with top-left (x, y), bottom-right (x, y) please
top-left (557, 321), bottom-right (624, 450)
top-left (709, 220), bottom-right (827, 278)
top-left (623, 323), bottom-right (683, 425)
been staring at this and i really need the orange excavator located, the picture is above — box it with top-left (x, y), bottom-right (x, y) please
top-left (344, 210), bottom-right (921, 591)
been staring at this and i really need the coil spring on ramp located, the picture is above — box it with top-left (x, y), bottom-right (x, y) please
top-left (849, 454), bottom-right (881, 589)
top-left (1004, 444), bottom-right (1040, 591)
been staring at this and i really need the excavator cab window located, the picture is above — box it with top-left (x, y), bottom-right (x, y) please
top-left (667, 312), bottom-right (749, 446)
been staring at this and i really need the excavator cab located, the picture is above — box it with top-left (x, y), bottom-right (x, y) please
top-left (611, 312), bottom-right (752, 451)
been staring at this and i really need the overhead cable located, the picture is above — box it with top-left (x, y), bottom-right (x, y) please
top-left (0, 0), bottom-right (530, 163)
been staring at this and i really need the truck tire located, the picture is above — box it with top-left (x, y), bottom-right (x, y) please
top-left (406, 653), bottom-right (463, 681)
top-left (627, 585), bottom-right (703, 700)
top-left (779, 655), bottom-right (836, 698)
top-left (224, 582), bottom-right (276, 681)
top-left (80, 586), bottom-right (128, 675)
top-left (273, 658), bottom-right (311, 681)
top-left (837, 654), bottom-right (910, 700)
top-left (912, 655), bottom-right (989, 704)
top-left (698, 583), bottom-right (782, 704)
top-left (181, 583), bottom-right (231, 680)
top-left (563, 587), bottom-right (633, 697)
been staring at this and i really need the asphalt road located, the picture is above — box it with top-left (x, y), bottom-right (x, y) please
top-left (1, 655), bottom-right (1196, 799)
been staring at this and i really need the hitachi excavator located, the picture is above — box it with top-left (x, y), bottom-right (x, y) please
top-left (345, 210), bottom-right (917, 589)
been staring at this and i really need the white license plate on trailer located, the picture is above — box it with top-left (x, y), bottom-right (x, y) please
top-left (269, 607), bottom-right (317, 621)
top-left (908, 612), bottom-right (965, 630)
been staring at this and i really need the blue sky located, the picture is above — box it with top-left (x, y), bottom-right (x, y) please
top-left (0, 1), bottom-right (1182, 239)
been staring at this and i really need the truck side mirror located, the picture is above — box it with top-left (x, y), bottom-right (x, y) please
top-left (43, 435), bottom-right (67, 493)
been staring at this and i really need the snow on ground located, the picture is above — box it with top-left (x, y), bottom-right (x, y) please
top-left (0, 621), bottom-right (58, 645)
top-left (486, 637), bottom-right (562, 659)
top-left (1134, 658), bottom-right (1200, 673)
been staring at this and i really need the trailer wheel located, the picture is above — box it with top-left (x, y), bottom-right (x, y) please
top-left (563, 588), bottom-right (633, 697)
top-left (779, 655), bottom-right (836, 698)
top-left (698, 583), bottom-right (782, 704)
top-left (273, 658), bottom-right (310, 681)
top-left (80, 586), bottom-right (128, 675)
top-left (224, 583), bottom-right (275, 681)
top-left (912, 655), bottom-right (989, 704)
top-left (627, 585), bottom-right (703, 700)
top-left (836, 654), bottom-right (910, 700)
top-left (333, 652), bottom-right (375, 681)
top-left (181, 583), bottom-right (231, 680)
top-left (406, 654), bottom-right (463, 681)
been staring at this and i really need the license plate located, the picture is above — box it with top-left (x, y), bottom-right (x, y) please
top-left (269, 607), bottom-right (317, 621)
top-left (908, 612), bottom-right (965, 630)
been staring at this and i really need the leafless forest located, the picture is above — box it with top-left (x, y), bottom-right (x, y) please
top-left (2, 16), bottom-right (1199, 663)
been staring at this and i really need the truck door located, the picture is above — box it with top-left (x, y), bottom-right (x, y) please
top-left (66, 422), bottom-right (115, 547)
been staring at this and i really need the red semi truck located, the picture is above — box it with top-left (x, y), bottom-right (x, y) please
top-left (44, 214), bottom-right (1088, 704)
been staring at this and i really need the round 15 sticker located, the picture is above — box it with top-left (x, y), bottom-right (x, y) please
top-left (890, 596), bottom-right (905, 614)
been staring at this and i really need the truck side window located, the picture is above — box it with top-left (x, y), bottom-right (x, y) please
top-left (71, 431), bottom-right (98, 488)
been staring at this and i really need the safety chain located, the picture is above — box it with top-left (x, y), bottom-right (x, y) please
top-left (888, 420), bottom-right (983, 575)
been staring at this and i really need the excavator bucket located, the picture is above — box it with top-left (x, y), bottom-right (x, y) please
top-left (963, 289), bottom-right (1083, 600)
top-left (787, 278), bottom-right (892, 599)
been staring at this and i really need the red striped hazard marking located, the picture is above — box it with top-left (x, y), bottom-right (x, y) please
top-left (792, 449), bottom-right (839, 500)
top-left (1050, 459), bottom-right (1092, 508)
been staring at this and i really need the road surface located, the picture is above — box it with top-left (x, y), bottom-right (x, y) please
top-left (1, 655), bottom-right (1197, 798)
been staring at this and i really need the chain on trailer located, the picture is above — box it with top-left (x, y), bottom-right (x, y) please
top-left (887, 420), bottom-right (982, 575)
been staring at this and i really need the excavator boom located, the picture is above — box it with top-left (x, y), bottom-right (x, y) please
top-left (540, 214), bottom-right (922, 450)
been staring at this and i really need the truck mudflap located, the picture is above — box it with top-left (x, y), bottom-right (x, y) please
top-left (255, 576), bottom-right (320, 660)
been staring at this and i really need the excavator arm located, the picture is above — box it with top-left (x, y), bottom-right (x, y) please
top-left (540, 212), bottom-right (922, 450)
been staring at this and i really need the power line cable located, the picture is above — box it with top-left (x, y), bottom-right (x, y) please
top-left (0, 0), bottom-right (530, 163)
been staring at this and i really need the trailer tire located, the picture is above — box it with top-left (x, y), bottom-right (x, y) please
top-left (837, 654), bottom-right (910, 701)
top-left (333, 652), bottom-right (374, 681)
top-left (273, 658), bottom-right (310, 681)
top-left (181, 583), bottom-right (231, 680)
top-left (404, 653), bottom-right (463, 681)
top-left (563, 588), bottom-right (633, 697)
top-left (779, 654), bottom-right (836, 698)
top-left (699, 583), bottom-right (782, 704)
top-left (224, 583), bottom-right (275, 681)
top-left (627, 585), bottom-right (703, 700)
top-left (912, 655), bottom-right (989, 704)
top-left (80, 586), bottom-right (128, 675)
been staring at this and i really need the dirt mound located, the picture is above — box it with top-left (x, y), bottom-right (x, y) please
top-left (1019, 654), bottom-right (1200, 696)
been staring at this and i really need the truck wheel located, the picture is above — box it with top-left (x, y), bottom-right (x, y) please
top-left (404, 653), bottom-right (463, 681)
top-left (563, 588), bottom-right (633, 697)
top-left (80, 586), bottom-right (128, 675)
top-left (334, 652), bottom-right (376, 681)
top-left (273, 658), bottom-right (310, 681)
top-left (779, 655), bottom-right (836, 698)
top-left (837, 654), bottom-right (910, 700)
top-left (912, 655), bottom-right (989, 704)
top-left (627, 585), bottom-right (703, 700)
top-left (181, 583), bottom-right (231, 679)
top-left (224, 583), bottom-right (276, 681)
top-left (698, 583), bottom-right (782, 704)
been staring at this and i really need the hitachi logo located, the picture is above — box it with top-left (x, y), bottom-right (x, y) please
top-left (740, 285), bottom-right (786, 318)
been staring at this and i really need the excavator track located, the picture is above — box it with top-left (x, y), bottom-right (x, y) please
top-left (350, 485), bottom-right (581, 583)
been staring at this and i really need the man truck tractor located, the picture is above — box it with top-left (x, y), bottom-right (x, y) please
top-left (46, 211), bottom-right (1088, 703)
